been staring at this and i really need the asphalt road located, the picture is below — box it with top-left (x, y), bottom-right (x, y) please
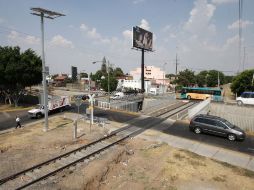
top-left (0, 104), bottom-right (253, 156)
top-left (0, 103), bottom-right (138, 131)
top-left (161, 120), bottom-right (254, 156)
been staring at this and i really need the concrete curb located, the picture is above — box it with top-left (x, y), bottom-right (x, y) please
top-left (138, 119), bottom-right (254, 172)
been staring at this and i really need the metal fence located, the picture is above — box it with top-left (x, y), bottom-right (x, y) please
top-left (97, 101), bottom-right (110, 110)
top-left (97, 100), bottom-right (139, 112)
top-left (110, 101), bottom-right (139, 112)
top-left (210, 104), bottom-right (254, 131)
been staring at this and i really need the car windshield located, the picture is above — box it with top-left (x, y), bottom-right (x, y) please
top-left (224, 120), bottom-right (234, 128)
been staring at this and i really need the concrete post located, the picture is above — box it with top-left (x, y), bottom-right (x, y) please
top-left (73, 120), bottom-right (77, 140)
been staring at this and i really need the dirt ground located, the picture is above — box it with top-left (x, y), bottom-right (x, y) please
top-left (0, 116), bottom-right (254, 190)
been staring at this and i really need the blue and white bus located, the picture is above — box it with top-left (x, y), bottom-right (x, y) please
top-left (180, 87), bottom-right (223, 101)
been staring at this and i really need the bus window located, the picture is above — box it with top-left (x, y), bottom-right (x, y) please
top-left (181, 89), bottom-right (187, 94)
top-left (213, 91), bottom-right (221, 96)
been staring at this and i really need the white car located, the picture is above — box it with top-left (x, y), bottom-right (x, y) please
top-left (236, 92), bottom-right (254, 106)
top-left (111, 92), bottom-right (124, 100)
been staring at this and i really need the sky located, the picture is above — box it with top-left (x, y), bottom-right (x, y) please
top-left (0, 0), bottom-right (253, 76)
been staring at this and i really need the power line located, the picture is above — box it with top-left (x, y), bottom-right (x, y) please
top-left (238, 0), bottom-right (243, 72)
top-left (0, 25), bottom-right (41, 38)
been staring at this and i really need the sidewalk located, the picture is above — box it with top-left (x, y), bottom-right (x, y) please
top-left (139, 119), bottom-right (254, 172)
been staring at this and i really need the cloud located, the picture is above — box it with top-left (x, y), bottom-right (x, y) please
top-left (139, 19), bottom-right (150, 30)
top-left (162, 25), bottom-right (171, 32)
top-left (184, 0), bottom-right (216, 36)
top-left (7, 30), bottom-right (40, 45)
top-left (211, 0), bottom-right (237, 5)
top-left (169, 33), bottom-right (176, 38)
top-left (228, 19), bottom-right (253, 30)
top-left (49, 35), bottom-right (74, 48)
top-left (122, 30), bottom-right (132, 40)
top-left (80, 23), bottom-right (88, 31)
top-left (87, 28), bottom-right (101, 39)
top-left (80, 23), bottom-right (112, 44)
top-left (0, 17), bottom-right (5, 24)
top-left (133, 0), bottom-right (145, 4)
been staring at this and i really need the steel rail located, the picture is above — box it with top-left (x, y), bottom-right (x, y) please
top-left (160, 102), bottom-right (196, 119)
top-left (0, 124), bottom-right (134, 185)
top-left (16, 135), bottom-right (130, 190)
top-left (1, 101), bottom-right (196, 189)
top-left (151, 102), bottom-right (188, 117)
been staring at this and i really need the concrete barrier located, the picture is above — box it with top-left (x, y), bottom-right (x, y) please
top-left (188, 98), bottom-right (211, 119)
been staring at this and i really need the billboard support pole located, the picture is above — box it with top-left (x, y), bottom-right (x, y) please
top-left (141, 48), bottom-right (144, 92)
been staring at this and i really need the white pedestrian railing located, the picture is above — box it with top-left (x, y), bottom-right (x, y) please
top-left (98, 101), bottom-right (110, 110)
top-left (188, 98), bottom-right (211, 119)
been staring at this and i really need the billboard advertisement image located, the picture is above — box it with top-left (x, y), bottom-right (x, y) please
top-left (133, 26), bottom-right (153, 51)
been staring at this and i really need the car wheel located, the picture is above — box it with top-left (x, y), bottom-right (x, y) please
top-left (228, 134), bottom-right (236, 141)
top-left (187, 95), bottom-right (191, 100)
top-left (237, 101), bottom-right (243, 106)
top-left (36, 113), bottom-right (42, 119)
top-left (194, 127), bottom-right (202, 134)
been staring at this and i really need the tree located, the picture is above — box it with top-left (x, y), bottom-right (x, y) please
top-left (224, 75), bottom-right (234, 84)
top-left (0, 46), bottom-right (42, 106)
top-left (195, 70), bottom-right (225, 87)
top-left (206, 70), bottom-right (225, 87)
top-left (113, 67), bottom-right (124, 77)
top-left (80, 72), bottom-right (88, 78)
top-left (231, 69), bottom-right (254, 96)
top-left (100, 76), bottom-right (118, 92)
top-left (196, 70), bottom-right (208, 87)
top-left (165, 74), bottom-right (175, 78)
top-left (176, 69), bottom-right (196, 86)
top-left (101, 56), bottom-right (107, 76)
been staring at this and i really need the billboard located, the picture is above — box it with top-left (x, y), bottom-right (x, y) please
top-left (133, 26), bottom-right (153, 51)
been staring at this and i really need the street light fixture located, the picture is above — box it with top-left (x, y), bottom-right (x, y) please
top-left (31, 7), bottom-right (65, 132)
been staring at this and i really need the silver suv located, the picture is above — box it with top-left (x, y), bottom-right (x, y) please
top-left (189, 114), bottom-right (245, 141)
top-left (236, 92), bottom-right (254, 106)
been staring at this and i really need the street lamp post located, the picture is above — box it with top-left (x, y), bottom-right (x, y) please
top-left (107, 61), bottom-right (110, 103)
top-left (163, 63), bottom-right (167, 94)
top-left (31, 8), bottom-right (65, 132)
top-left (93, 59), bottom-right (111, 103)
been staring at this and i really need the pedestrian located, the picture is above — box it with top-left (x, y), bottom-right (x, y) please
top-left (15, 116), bottom-right (21, 128)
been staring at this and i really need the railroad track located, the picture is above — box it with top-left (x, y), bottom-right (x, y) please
top-left (0, 116), bottom-right (164, 190)
top-left (149, 101), bottom-right (197, 119)
top-left (0, 101), bottom-right (197, 189)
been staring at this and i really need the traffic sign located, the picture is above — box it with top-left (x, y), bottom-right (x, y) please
top-left (75, 98), bottom-right (82, 107)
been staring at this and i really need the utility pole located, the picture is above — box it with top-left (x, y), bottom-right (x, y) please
top-left (175, 53), bottom-right (179, 79)
top-left (217, 71), bottom-right (220, 88)
top-left (163, 63), bottom-right (167, 94)
top-left (252, 73), bottom-right (254, 86)
top-left (141, 49), bottom-right (145, 92)
top-left (242, 46), bottom-right (246, 71)
top-left (31, 8), bottom-right (65, 132)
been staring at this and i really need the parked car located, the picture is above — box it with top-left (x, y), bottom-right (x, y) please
top-left (236, 92), bottom-right (254, 106)
top-left (189, 114), bottom-right (245, 141)
top-left (110, 92), bottom-right (125, 100)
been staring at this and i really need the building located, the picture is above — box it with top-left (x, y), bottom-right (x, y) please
top-left (53, 74), bottom-right (68, 86)
top-left (128, 66), bottom-right (171, 93)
